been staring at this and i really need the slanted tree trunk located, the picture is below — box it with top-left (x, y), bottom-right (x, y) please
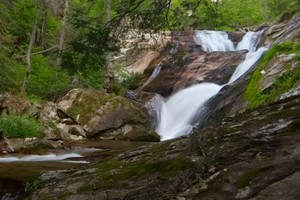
top-left (56, 0), bottom-right (68, 66)
top-left (20, 0), bottom-right (40, 96)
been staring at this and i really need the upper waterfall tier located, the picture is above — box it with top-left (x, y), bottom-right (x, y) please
top-left (236, 30), bottom-right (265, 52)
top-left (194, 30), bottom-right (264, 53)
top-left (194, 30), bottom-right (235, 52)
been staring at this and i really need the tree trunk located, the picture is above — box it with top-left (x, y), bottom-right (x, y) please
top-left (56, 0), bottom-right (68, 66)
top-left (20, 0), bottom-right (40, 96)
top-left (104, 0), bottom-right (115, 91)
top-left (40, 0), bottom-right (48, 50)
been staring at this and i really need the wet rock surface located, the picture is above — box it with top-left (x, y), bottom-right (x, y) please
top-left (141, 31), bottom-right (246, 97)
top-left (28, 94), bottom-right (300, 199)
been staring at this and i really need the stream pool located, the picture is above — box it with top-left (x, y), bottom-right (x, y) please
top-left (0, 140), bottom-right (147, 199)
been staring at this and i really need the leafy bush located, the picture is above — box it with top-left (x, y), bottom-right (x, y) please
top-left (76, 67), bottom-right (107, 89)
top-left (27, 55), bottom-right (72, 100)
top-left (115, 65), bottom-right (143, 90)
top-left (25, 179), bottom-right (42, 192)
top-left (120, 72), bottom-right (143, 90)
top-left (0, 114), bottom-right (43, 138)
top-left (0, 52), bottom-right (25, 94)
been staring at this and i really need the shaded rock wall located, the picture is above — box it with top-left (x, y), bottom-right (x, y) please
top-left (29, 92), bottom-right (300, 200)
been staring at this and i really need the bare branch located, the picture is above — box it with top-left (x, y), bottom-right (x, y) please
top-left (14, 45), bottom-right (58, 59)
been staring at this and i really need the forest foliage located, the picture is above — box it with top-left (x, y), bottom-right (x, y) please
top-left (0, 0), bottom-right (299, 101)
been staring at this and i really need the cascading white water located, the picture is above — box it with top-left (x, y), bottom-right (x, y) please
top-left (149, 63), bottom-right (162, 79)
top-left (137, 62), bottom-right (162, 93)
top-left (228, 47), bottom-right (268, 83)
top-left (0, 148), bottom-right (101, 163)
top-left (236, 30), bottom-right (265, 52)
top-left (194, 30), bottom-right (235, 52)
top-left (157, 83), bottom-right (222, 141)
top-left (156, 30), bottom-right (267, 141)
top-left (0, 153), bottom-right (83, 163)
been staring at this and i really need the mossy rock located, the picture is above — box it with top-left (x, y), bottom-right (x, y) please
top-left (57, 89), bottom-right (152, 139)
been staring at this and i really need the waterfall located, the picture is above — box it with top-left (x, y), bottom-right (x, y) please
top-left (136, 62), bottom-right (162, 94)
top-left (194, 30), bottom-right (235, 52)
top-left (228, 47), bottom-right (268, 83)
top-left (157, 83), bottom-right (222, 141)
top-left (237, 30), bottom-right (265, 52)
top-left (156, 30), bottom-right (267, 141)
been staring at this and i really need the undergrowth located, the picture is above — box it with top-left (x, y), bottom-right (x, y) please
top-left (244, 41), bottom-right (300, 108)
top-left (0, 114), bottom-right (43, 138)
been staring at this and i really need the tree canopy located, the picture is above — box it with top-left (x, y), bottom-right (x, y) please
top-left (0, 0), bottom-right (299, 100)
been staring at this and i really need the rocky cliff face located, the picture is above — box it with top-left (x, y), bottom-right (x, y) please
top-left (27, 13), bottom-right (300, 200)
top-left (29, 92), bottom-right (300, 200)
top-left (199, 13), bottom-right (300, 127)
top-left (138, 31), bottom-right (246, 97)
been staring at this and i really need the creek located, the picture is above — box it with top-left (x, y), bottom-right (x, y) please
top-left (0, 140), bottom-right (147, 199)
top-left (0, 29), bottom-right (268, 199)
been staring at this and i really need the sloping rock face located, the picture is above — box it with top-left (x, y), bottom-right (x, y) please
top-left (29, 93), bottom-right (300, 200)
top-left (143, 51), bottom-right (245, 97)
top-left (200, 13), bottom-right (300, 125)
top-left (56, 89), bottom-right (157, 141)
top-left (263, 13), bottom-right (300, 47)
top-left (141, 31), bottom-right (246, 97)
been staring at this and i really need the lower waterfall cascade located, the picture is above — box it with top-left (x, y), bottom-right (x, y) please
top-left (156, 30), bottom-right (268, 141)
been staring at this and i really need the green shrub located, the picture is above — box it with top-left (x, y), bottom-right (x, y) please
top-left (0, 52), bottom-right (25, 94)
top-left (0, 114), bottom-right (43, 138)
top-left (76, 67), bottom-right (106, 89)
top-left (25, 179), bottom-right (42, 192)
top-left (27, 55), bottom-right (72, 100)
top-left (115, 65), bottom-right (143, 90)
top-left (120, 72), bottom-right (143, 90)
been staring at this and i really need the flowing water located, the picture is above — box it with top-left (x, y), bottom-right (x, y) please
top-left (157, 30), bottom-right (267, 141)
top-left (194, 30), bottom-right (235, 52)
top-left (157, 83), bottom-right (222, 141)
top-left (228, 47), bottom-right (268, 83)
top-left (0, 140), bottom-right (147, 199)
top-left (138, 62), bottom-right (162, 92)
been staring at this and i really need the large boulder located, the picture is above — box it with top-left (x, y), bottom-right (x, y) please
top-left (0, 92), bottom-right (30, 115)
top-left (57, 89), bottom-right (155, 141)
top-left (38, 102), bottom-right (84, 142)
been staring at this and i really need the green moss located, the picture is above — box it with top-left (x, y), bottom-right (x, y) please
top-left (235, 165), bottom-right (274, 189)
top-left (25, 179), bottom-right (42, 192)
top-left (68, 90), bottom-right (115, 120)
top-left (95, 157), bottom-right (186, 189)
top-left (79, 146), bottom-right (188, 192)
top-left (244, 42), bottom-right (300, 109)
